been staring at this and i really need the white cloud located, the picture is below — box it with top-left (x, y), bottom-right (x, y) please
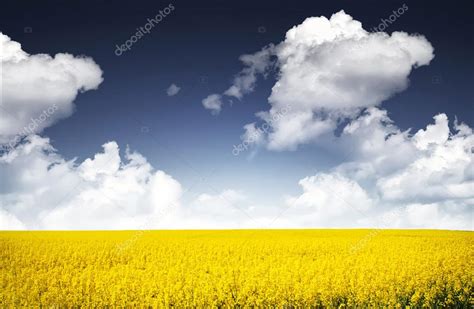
top-left (203, 10), bottom-right (434, 150)
top-left (413, 114), bottom-right (450, 150)
top-left (223, 45), bottom-right (274, 99)
top-left (336, 107), bottom-right (418, 178)
top-left (200, 45), bottom-right (274, 115)
top-left (201, 94), bottom-right (223, 115)
top-left (241, 123), bottom-right (265, 148)
top-left (0, 33), bottom-right (103, 145)
top-left (0, 140), bottom-right (266, 229)
top-left (166, 83), bottom-right (181, 96)
top-left (266, 112), bottom-right (336, 151)
top-left (0, 136), bottom-right (182, 230)
top-left (1, 129), bottom-right (471, 230)
top-left (284, 111), bottom-right (473, 230)
top-left (334, 109), bottom-right (473, 207)
top-left (376, 114), bottom-right (474, 203)
top-left (1, 25), bottom-right (471, 231)
top-left (289, 173), bottom-right (373, 213)
top-left (202, 7), bottom-right (469, 231)
top-left (200, 44), bottom-right (274, 115)
top-left (266, 11), bottom-right (433, 150)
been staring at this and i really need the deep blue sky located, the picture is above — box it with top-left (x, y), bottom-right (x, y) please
top-left (1, 0), bottom-right (473, 206)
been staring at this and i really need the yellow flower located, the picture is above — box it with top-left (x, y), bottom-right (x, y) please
top-left (0, 229), bottom-right (472, 307)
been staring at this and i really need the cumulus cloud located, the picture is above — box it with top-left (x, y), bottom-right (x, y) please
top-left (284, 110), bottom-right (473, 230)
top-left (288, 173), bottom-right (373, 212)
top-left (0, 138), bottom-right (261, 229)
top-left (266, 11), bottom-right (433, 150)
top-left (166, 83), bottom-right (181, 96)
top-left (1, 23), bottom-right (470, 231)
top-left (0, 136), bottom-right (182, 230)
top-left (334, 109), bottom-right (473, 206)
top-left (0, 33), bottom-right (103, 145)
top-left (202, 94), bottom-right (223, 115)
top-left (196, 10), bottom-right (473, 229)
top-left (0, 137), bottom-right (264, 230)
top-left (1, 126), bottom-right (470, 230)
top-left (335, 107), bottom-right (418, 179)
top-left (377, 114), bottom-right (474, 203)
top-left (223, 45), bottom-right (274, 99)
top-left (203, 10), bottom-right (434, 150)
top-left (283, 173), bottom-right (374, 227)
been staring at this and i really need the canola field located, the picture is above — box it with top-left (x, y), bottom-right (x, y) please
top-left (1, 230), bottom-right (473, 307)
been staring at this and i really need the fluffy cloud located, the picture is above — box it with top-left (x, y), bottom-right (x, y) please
top-left (377, 114), bottom-right (474, 203)
top-left (288, 173), bottom-right (373, 213)
top-left (166, 83), bottom-right (181, 96)
top-left (203, 11), bottom-right (434, 150)
top-left (283, 173), bottom-right (374, 227)
top-left (0, 136), bottom-right (182, 230)
top-left (1, 126), bottom-right (470, 230)
top-left (201, 45), bottom-right (274, 115)
top-left (265, 11), bottom-right (433, 150)
top-left (223, 45), bottom-right (274, 99)
top-left (199, 11), bottom-right (470, 229)
top-left (0, 136), bottom-right (262, 230)
top-left (333, 109), bottom-right (473, 205)
top-left (335, 107), bottom-right (418, 179)
top-left (0, 33), bottom-right (103, 145)
top-left (1, 24), bottom-right (471, 231)
top-left (285, 110), bottom-right (473, 230)
top-left (202, 94), bottom-right (223, 114)
top-left (0, 137), bottom-right (266, 230)
top-left (269, 12), bottom-right (432, 112)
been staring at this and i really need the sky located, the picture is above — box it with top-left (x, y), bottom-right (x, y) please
top-left (0, 0), bottom-right (473, 230)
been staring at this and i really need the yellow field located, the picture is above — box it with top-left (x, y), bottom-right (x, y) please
top-left (1, 230), bottom-right (473, 307)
